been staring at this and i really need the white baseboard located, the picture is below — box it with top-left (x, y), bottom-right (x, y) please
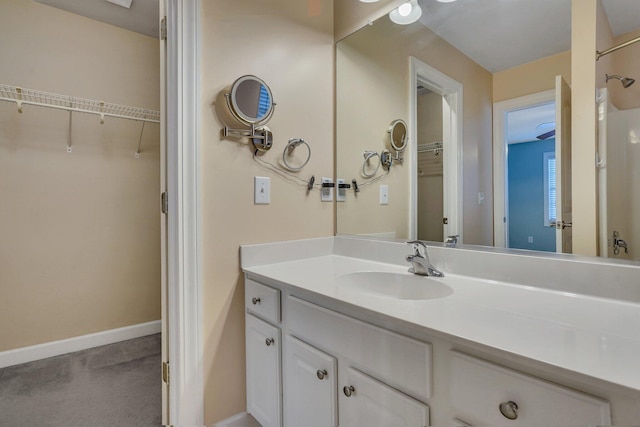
top-left (0, 320), bottom-right (161, 369)
top-left (213, 412), bottom-right (257, 427)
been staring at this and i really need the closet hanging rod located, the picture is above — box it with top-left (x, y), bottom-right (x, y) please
top-left (417, 141), bottom-right (443, 153)
top-left (0, 84), bottom-right (160, 124)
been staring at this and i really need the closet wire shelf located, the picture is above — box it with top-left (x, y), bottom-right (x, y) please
top-left (0, 84), bottom-right (160, 123)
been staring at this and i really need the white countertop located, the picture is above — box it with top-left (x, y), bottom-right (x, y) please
top-left (243, 251), bottom-right (640, 393)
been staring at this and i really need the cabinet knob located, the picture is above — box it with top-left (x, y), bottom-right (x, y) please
top-left (251, 297), bottom-right (261, 305)
top-left (265, 338), bottom-right (275, 346)
top-left (499, 401), bottom-right (519, 420)
top-left (316, 369), bottom-right (328, 380)
top-left (343, 385), bottom-right (355, 397)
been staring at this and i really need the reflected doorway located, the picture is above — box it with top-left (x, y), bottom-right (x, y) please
top-left (416, 86), bottom-right (444, 242)
top-left (494, 92), bottom-right (557, 252)
top-left (409, 57), bottom-right (462, 242)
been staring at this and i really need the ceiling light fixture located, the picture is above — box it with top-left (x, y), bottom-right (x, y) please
top-left (436, 0), bottom-right (457, 3)
top-left (389, 0), bottom-right (422, 25)
top-left (359, 0), bottom-right (380, 3)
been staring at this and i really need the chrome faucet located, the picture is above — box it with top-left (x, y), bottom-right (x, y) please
top-left (613, 231), bottom-right (629, 255)
top-left (406, 240), bottom-right (445, 277)
top-left (445, 234), bottom-right (459, 247)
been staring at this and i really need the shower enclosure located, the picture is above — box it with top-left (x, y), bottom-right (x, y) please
top-left (598, 88), bottom-right (639, 259)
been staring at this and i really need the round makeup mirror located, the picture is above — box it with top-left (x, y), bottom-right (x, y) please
top-left (227, 75), bottom-right (275, 126)
top-left (388, 119), bottom-right (408, 152)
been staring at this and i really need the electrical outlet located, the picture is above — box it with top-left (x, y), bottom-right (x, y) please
top-left (254, 176), bottom-right (270, 204)
top-left (528, 236), bottom-right (534, 243)
top-left (380, 185), bottom-right (389, 205)
top-left (336, 179), bottom-right (346, 202)
top-left (321, 177), bottom-right (333, 202)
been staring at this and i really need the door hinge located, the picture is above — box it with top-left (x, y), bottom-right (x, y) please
top-left (162, 361), bottom-right (170, 385)
top-left (160, 17), bottom-right (167, 41)
top-left (162, 191), bottom-right (168, 215)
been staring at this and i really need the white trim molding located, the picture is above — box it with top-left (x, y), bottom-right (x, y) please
top-left (166, 0), bottom-right (204, 425)
top-left (409, 57), bottom-right (463, 242)
top-left (492, 90), bottom-right (555, 248)
top-left (0, 321), bottom-right (161, 369)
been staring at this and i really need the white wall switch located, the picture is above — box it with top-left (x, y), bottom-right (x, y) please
top-left (380, 185), bottom-right (389, 205)
top-left (254, 176), bottom-right (270, 204)
top-left (336, 178), bottom-right (346, 202)
top-left (321, 177), bottom-right (333, 202)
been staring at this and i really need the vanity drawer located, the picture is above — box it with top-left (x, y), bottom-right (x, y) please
top-left (287, 296), bottom-right (432, 400)
top-left (449, 351), bottom-right (611, 426)
top-left (245, 279), bottom-right (280, 324)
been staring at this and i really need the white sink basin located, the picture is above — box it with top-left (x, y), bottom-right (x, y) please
top-left (337, 272), bottom-right (453, 300)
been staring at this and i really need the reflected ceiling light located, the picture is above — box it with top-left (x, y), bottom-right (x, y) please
top-left (389, 0), bottom-right (422, 25)
top-left (359, 0), bottom-right (381, 2)
top-left (436, 0), bottom-right (457, 3)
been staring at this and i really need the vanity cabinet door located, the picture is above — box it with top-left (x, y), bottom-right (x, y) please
top-left (246, 314), bottom-right (282, 427)
top-left (283, 336), bottom-right (337, 427)
top-left (339, 367), bottom-right (430, 427)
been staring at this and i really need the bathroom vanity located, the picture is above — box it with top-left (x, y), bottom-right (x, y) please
top-left (240, 236), bottom-right (640, 427)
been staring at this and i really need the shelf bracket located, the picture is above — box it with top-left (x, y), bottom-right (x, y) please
top-left (135, 121), bottom-right (146, 158)
top-left (67, 110), bottom-right (73, 153)
top-left (16, 87), bottom-right (23, 113)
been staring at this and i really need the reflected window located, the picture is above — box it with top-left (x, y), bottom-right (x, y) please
top-left (544, 151), bottom-right (556, 227)
top-left (258, 85), bottom-right (271, 118)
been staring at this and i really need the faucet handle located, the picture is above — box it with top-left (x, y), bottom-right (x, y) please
top-left (406, 240), bottom-right (427, 256)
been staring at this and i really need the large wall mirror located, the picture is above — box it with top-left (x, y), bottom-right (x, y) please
top-left (336, 0), bottom-right (640, 262)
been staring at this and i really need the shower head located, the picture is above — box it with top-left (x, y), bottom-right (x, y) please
top-left (606, 74), bottom-right (636, 88)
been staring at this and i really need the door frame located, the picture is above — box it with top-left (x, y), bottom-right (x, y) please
top-left (493, 90), bottom-right (555, 248)
top-left (409, 57), bottom-right (463, 241)
top-left (165, 0), bottom-right (203, 425)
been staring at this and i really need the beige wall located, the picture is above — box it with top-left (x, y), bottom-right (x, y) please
top-left (607, 27), bottom-right (640, 110)
top-left (493, 51), bottom-right (572, 102)
top-left (336, 15), bottom-right (493, 245)
top-left (200, 0), bottom-right (334, 422)
top-left (571, 0), bottom-right (600, 256)
top-left (0, 0), bottom-right (161, 351)
top-left (334, 0), bottom-right (405, 41)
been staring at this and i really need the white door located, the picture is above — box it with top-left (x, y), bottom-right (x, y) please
top-left (159, 1), bottom-right (169, 423)
top-left (339, 367), bottom-right (430, 427)
top-left (554, 75), bottom-right (572, 253)
top-left (246, 314), bottom-right (282, 427)
top-left (283, 336), bottom-right (337, 427)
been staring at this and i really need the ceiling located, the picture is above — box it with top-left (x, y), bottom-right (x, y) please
top-left (418, 0), bottom-right (640, 73)
top-left (506, 103), bottom-right (555, 144)
top-left (34, 0), bottom-right (159, 39)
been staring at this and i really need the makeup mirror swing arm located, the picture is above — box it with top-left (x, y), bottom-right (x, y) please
top-left (222, 91), bottom-right (276, 142)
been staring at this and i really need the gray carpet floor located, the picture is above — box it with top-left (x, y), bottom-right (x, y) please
top-left (0, 334), bottom-right (162, 427)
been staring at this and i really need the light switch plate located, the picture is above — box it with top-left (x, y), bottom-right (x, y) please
top-left (321, 177), bottom-right (333, 202)
top-left (380, 185), bottom-right (389, 205)
top-left (254, 176), bottom-right (270, 204)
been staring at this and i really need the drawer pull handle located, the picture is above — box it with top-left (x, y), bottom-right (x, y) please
top-left (316, 369), bottom-right (328, 380)
top-left (251, 297), bottom-right (261, 305)
top-left (343, 385), bottom-right (355, 397)
top-left (499, 401), bottom-right (519, 420)
top-left (265, 338), bottom-right (275, 346)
